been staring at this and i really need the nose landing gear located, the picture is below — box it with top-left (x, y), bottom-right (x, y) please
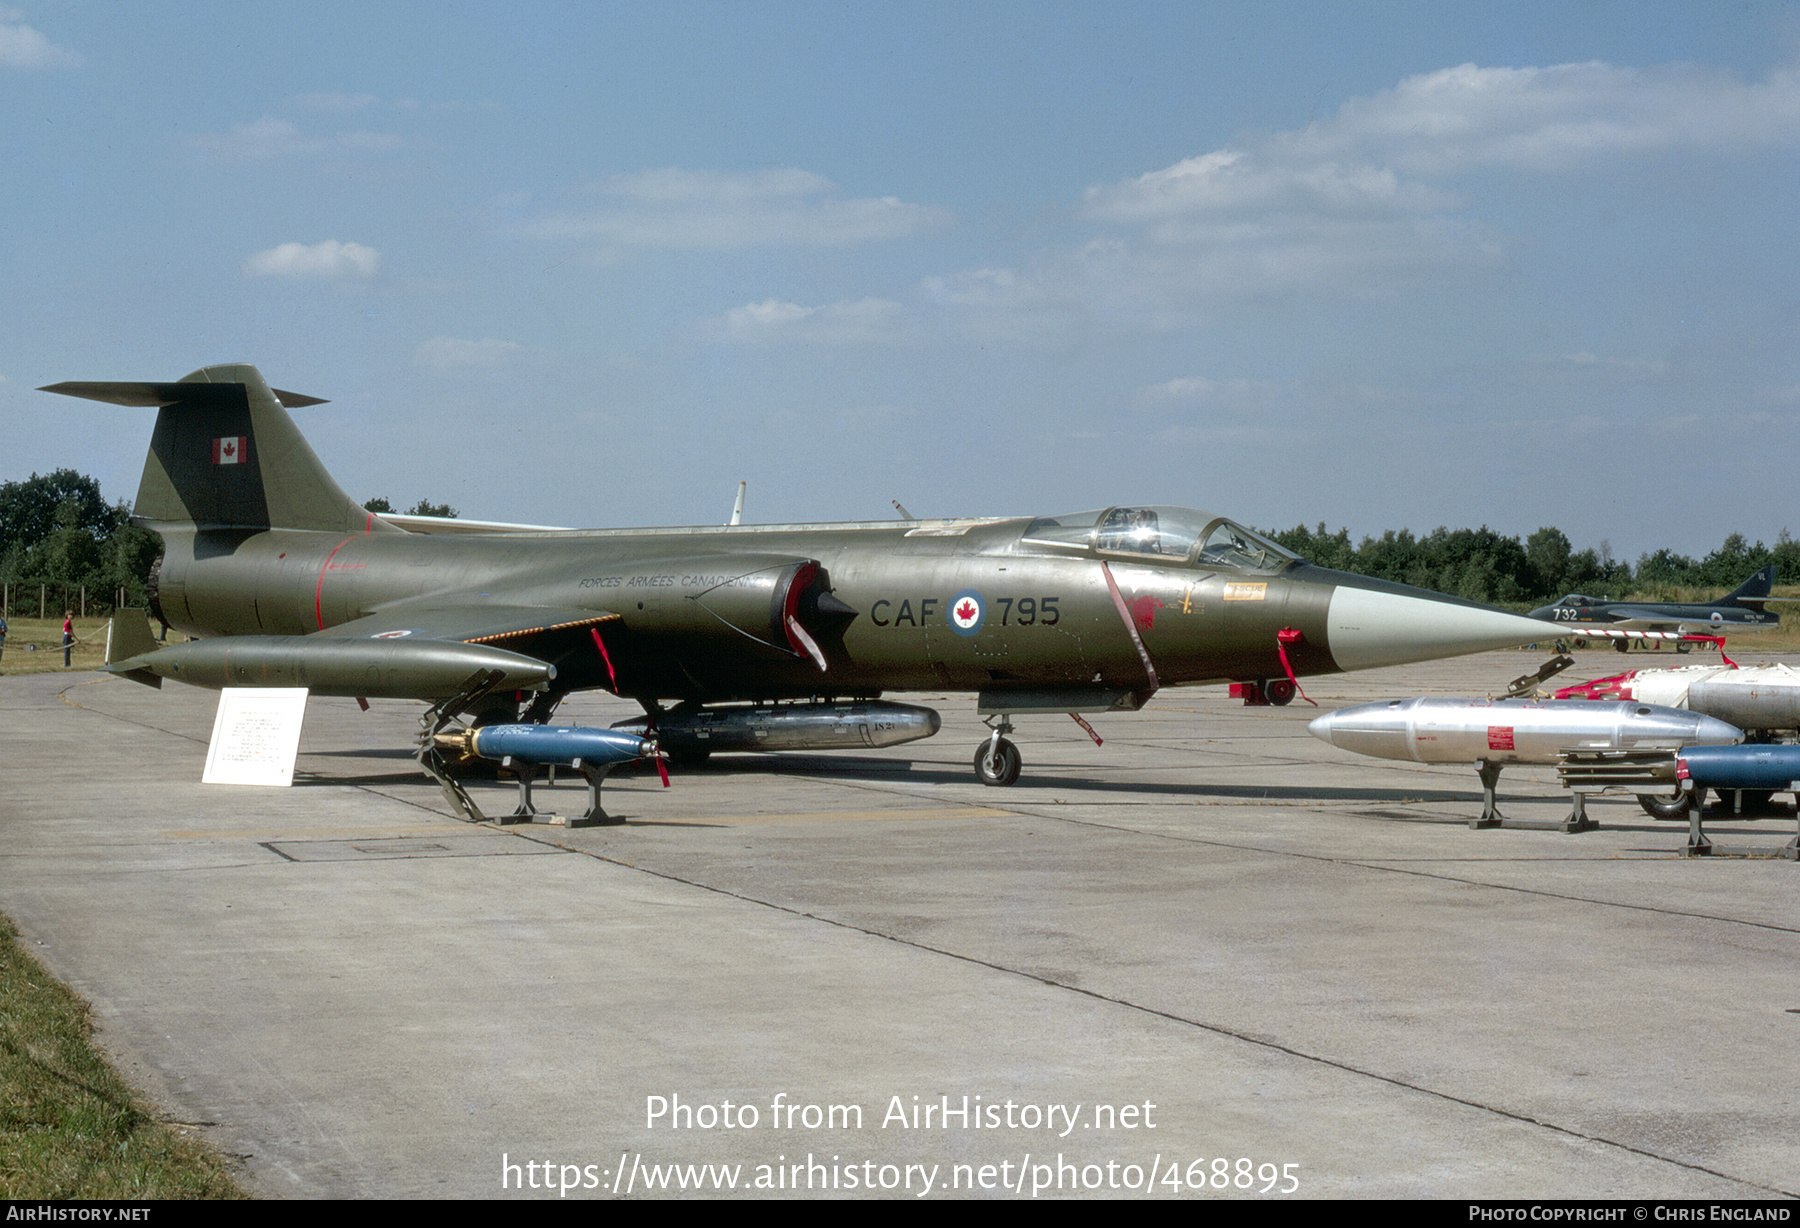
top-left (974, 716), bottom-right (1023, 786)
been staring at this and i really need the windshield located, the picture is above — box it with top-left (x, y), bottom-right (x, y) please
top-left (1022, 507), bottom-right (1297, 571)
top-left (1194, 520), bottom-right (1296, 571)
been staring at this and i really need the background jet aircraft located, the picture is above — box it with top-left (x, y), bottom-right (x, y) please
top-left (48, 364), bottom-right (1562, 787)
top-left (1528, 567), bottom-right (1787, 637)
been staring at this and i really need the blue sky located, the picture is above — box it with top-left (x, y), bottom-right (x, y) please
top-left (3, 2), bottom-right (1797, 563)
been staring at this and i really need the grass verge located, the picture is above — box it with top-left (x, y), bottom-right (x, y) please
top-left (0, 915), bottom-right (246, 1199)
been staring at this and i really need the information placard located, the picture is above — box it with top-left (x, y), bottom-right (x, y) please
top-left (202, 688), bottom-right (310, 787)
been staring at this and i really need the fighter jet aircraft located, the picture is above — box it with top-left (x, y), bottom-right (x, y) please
top-left (48, 363), bottom-right (1562, 786)
top-left (1528, 567), bottom-right (1788, 641)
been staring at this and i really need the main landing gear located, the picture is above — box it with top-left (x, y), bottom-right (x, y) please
top-left (975, 716), bottom-right (1023, 786)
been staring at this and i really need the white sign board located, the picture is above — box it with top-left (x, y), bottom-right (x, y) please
top-left (202, 688), bottom-right (310, 787)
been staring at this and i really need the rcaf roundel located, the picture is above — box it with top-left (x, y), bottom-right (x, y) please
top-left (948, 589), bottom-right (985, 636)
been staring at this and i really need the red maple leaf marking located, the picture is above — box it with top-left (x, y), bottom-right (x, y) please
top-left (221, 440), bottom-right (236, 457)
top-left (956, 599), bottom-right (977, 622)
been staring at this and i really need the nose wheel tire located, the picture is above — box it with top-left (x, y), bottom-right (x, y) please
top-left (974, 738), bottom-right (1022, 787)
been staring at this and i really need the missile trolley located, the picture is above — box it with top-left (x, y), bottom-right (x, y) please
top-left (424, 721), bottom-right (665, 827)
top-left (1555, 661), bottom-right (1800, 817)
top-left (1669, 745), bottom-right (1800, 859)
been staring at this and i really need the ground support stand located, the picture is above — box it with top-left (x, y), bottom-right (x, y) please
top-left (1467, 759), bottom-right (1597, 832)
top-left (492, 757), bottom-right (627, 828)
top-left (1682, 782), bottom-right (1800, 860)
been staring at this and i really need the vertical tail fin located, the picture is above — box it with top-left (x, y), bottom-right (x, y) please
top-left (40, 363), bottom-right (392, 534)
top-left (1724, 565), bottom-right (1777, 605)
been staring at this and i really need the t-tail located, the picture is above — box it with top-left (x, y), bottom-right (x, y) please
top-left (40, 363), bottom-right (393, 535)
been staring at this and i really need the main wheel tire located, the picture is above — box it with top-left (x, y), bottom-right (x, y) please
top-left (1638, 787), bottom-right (1700, 820)
top-left (1265, 678), bottom-right (1296, 706)
top-left (973, 738), bottom-right (1022, 787)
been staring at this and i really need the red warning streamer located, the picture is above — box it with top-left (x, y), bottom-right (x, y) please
top-left (1274, 628), bottom-right (1317, 707)
top-left (590, 626), bottom-right (619, 692)
top-left (1100, 561), bottom-right (1160, 693)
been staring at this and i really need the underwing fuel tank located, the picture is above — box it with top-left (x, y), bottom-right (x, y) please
top-left (1676, 744), bottom-right (1800, 792)
top-left (105, 636), bottom-right (556, 699)
top-left (1556, 663), bottom-right (1800, 734)
top-left (613, 700), bottom-right (941, 755)
top-left (439, 724), bottom-right (656, 768)
top-left (1307, 698), bottom-right (1741, 765)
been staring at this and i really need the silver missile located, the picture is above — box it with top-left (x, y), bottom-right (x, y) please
top-left (1308, 698), bottom-right (1742, 766)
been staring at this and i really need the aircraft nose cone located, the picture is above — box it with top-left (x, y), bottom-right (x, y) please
top-left (1325, 582), bottom-right (1555, 672)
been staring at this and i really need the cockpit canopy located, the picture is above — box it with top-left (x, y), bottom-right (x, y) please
top-left (1021, 507), bottom-right (1299, 572)
top-left (1555, 595), bottom-right (1597, 608)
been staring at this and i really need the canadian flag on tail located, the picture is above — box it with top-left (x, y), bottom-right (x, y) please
top-left (212, 436), bottom-right (247, 465)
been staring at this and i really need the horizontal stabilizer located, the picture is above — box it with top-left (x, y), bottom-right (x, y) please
top-left (40, 380), bottom-right (327, 408)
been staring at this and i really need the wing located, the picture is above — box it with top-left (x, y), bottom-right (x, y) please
top-left (315, 604), bottom-right (626, 695)
top-left (376, 514), bottom-right (573, 535)
top-left (104, 605), bottom-right (624, 699)
top-left (316, 605), bottom-right (618, 645)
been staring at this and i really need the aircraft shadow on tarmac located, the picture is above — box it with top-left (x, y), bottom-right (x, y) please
top-left (573, 752), bottom-right (1506, 807)
top-left (306, 747), bottom-right (417, 760)
top-left (290, 748), bottom-right (1800, 826)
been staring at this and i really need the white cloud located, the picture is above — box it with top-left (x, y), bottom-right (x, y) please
top-left (1134, 375), bottom-right (1282, 413)
top-left (1083, 151), bottom-right (1454, 227)
top-left (192, 116), bottom-right (401, 161)
top-left (1139, 377), bottom-right (1221, 403)
top-left (242, 240), bottom-right (380, 280)
top-left (0, 10), bottom-right (80, 69)
top-left (1288, 61), bottom-right (1800, 175)
top-left (1009, 58), bottom-right (1800, 321)
top-left (288, 92), bottom-right (380, 112)
top-left (413, 336), bottom-right (525, 369)
top-left (722, 297), bottom-right (904, 344)
top-left (1521, 350), bottom-right (1672, 377)
top-left (528, 167), bottom-right (952, 251)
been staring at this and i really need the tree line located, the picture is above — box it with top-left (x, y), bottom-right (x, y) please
top-left (0, 471), bottom-right (161, 614)
top-left (1267, 523), bottom-right (1798, 607)
top-left (0, 468), bottom-right (1786, 616)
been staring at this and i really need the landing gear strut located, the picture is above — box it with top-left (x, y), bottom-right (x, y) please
top-left (974, 716), bottom-right (1022, 786)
